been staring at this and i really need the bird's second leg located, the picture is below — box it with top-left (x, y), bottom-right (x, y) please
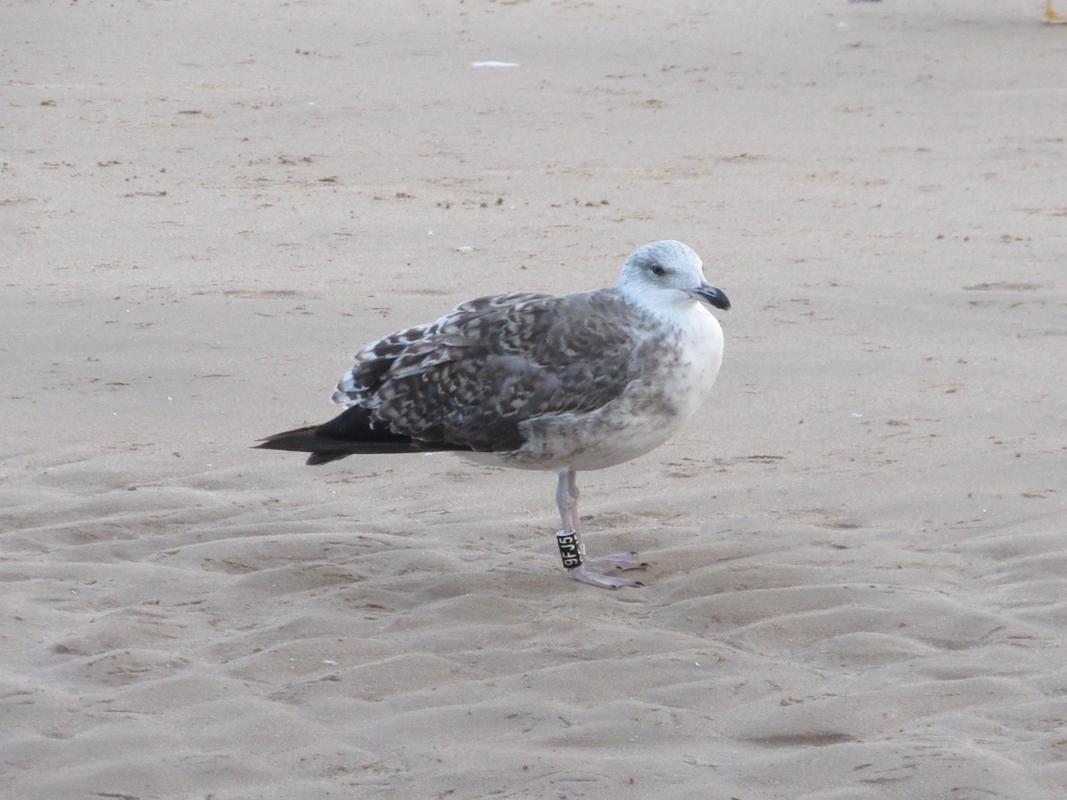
top-left (554, 469), bottom-right (647, 589)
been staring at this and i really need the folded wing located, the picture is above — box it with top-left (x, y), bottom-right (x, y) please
top-left (332, 290), bottom-right (642, 453)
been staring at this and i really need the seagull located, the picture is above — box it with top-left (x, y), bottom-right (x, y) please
top-left (255, 240), bottom-right (730, 589)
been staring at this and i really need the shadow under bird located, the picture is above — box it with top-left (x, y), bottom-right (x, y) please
top-left (255, 240), bottom-right (730, 589)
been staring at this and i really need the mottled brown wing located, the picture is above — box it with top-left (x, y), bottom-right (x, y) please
top-left (333, 290), bottom-right (643, 451)
top-left (333, 292), bottom-right (551, 408)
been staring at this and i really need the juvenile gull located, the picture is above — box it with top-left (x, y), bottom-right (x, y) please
top-left (256, 240), bottom-right (730, 589)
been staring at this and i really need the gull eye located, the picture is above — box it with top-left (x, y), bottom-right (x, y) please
top-left (649, 264), bottom-right (665, 277)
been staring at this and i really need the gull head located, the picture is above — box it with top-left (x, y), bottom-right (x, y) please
top-left (618, 240), bottom-right (731, 312)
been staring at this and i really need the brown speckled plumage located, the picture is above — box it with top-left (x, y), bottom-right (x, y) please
top-left (333, 289), bottom-right (667, 454)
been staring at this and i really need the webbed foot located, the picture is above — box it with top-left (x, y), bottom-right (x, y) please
top-left (566, 554), bottom-right (648, 590)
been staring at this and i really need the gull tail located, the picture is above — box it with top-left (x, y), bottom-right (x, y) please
top-left (254, 405), bottom-right (468, 465)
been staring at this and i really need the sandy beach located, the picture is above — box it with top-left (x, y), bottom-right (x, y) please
top-left (3, 1), bottom-right (1066, 797)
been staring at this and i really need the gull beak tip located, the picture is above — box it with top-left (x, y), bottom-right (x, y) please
top-left (691, 283), bottom-right (731, 311)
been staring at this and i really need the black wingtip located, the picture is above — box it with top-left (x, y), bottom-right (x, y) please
top-left (305, 451), bottom-right (349, 466)
top-left (254, 405), bottom-right (474, 463)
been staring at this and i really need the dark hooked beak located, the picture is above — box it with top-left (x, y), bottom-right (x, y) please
top-left (688, 282), bottom-right (731, 311)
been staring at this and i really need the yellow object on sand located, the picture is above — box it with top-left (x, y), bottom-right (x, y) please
top-left (1047, 0), bottom-right (1067, 23)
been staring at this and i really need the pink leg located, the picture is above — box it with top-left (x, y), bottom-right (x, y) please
top-left (554, 469), bottom-right (647, 590)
